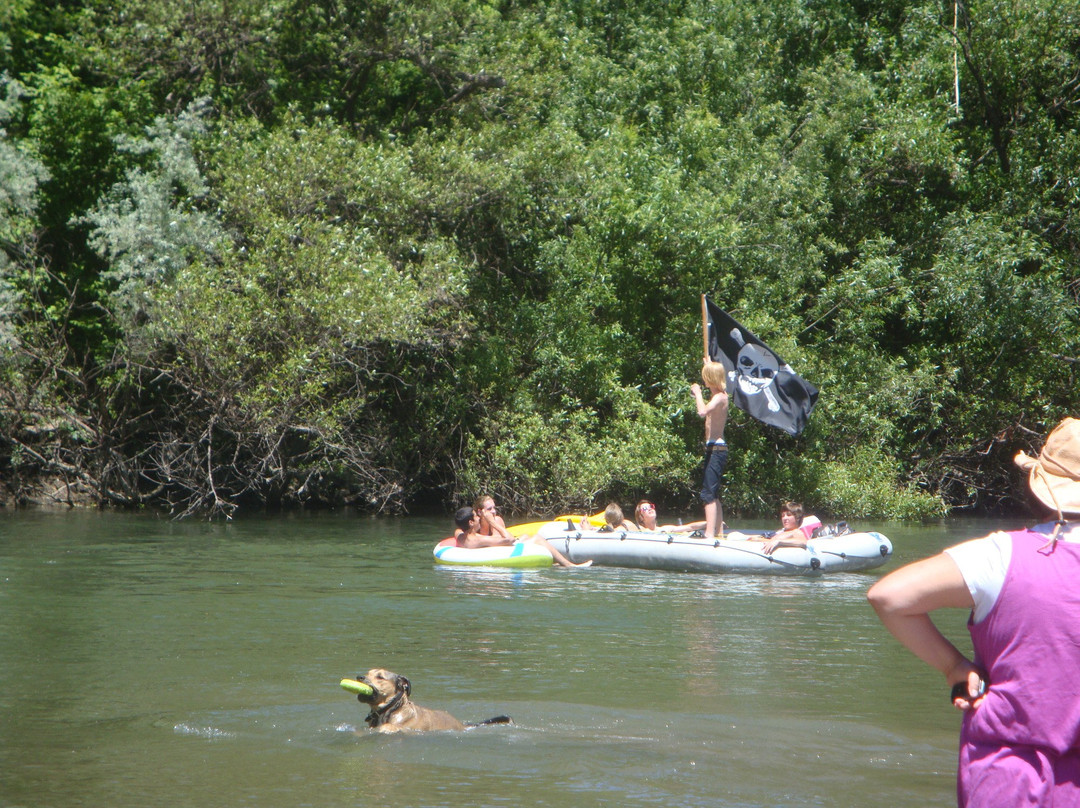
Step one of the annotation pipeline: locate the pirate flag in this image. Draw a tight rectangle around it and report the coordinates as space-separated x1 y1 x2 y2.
704 296 818 436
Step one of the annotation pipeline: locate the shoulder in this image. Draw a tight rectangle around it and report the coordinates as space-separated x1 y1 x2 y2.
944 531 1012 622
944 531 1011 571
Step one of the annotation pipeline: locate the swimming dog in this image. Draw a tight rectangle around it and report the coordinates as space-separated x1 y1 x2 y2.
354 668 512 733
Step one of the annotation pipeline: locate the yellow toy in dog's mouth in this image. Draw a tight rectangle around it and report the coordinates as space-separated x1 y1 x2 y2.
340 678 375 697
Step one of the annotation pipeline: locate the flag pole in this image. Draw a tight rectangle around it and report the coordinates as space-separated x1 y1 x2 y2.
701 294 709 361
953 1 961 114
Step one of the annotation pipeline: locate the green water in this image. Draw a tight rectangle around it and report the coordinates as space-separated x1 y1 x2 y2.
0 510 1008 807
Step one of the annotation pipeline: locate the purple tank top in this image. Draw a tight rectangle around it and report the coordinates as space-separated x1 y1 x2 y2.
962 528 1080 755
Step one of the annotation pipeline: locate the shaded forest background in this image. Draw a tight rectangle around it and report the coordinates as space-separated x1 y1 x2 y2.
1 0 1078 520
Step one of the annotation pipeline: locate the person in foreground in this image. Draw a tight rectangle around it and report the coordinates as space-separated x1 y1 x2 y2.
867 417 1080 808
691 359 730 539
454 506 592 568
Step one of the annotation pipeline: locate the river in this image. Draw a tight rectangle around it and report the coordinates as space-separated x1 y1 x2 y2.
0 510 1014 807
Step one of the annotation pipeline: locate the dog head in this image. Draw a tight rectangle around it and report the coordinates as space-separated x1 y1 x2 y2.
356 668 411 726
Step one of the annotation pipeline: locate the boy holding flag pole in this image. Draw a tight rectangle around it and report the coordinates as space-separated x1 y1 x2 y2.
691 295 731 539
692 294 819 537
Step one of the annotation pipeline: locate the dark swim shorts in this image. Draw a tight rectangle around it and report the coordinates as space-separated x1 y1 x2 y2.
699 445 728 504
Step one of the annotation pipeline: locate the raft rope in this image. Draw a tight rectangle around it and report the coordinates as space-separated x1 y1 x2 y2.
557 529 889 564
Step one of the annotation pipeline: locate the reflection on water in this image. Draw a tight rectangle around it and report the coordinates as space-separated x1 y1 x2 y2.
0 511 998 807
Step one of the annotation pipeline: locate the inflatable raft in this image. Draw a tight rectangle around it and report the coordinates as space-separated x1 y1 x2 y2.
530 521 892 575
433 537 553 568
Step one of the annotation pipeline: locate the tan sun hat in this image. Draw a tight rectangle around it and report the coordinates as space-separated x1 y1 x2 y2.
1014 417 1080 517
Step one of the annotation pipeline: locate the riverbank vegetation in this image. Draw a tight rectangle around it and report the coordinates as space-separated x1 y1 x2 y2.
2 0 1078 519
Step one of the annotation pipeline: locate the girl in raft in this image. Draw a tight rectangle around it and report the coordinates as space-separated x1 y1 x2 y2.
633 500 707 534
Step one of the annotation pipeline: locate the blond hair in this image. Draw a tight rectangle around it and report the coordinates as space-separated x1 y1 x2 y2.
701 361 727 392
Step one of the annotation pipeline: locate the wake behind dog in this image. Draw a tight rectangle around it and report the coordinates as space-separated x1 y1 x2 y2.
346 668 512 733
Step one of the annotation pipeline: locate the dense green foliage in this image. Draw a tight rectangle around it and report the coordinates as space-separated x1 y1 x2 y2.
2 0 1078 519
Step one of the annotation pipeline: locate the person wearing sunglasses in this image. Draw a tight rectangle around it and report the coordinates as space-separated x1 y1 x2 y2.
633 500 706 534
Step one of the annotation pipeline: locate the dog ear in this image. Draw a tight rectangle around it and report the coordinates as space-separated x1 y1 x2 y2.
396 674 411 697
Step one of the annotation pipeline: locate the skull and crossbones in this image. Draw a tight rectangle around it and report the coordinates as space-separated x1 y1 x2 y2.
729 328 781 412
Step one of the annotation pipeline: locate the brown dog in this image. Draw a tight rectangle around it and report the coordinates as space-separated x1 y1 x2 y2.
354 668 512 733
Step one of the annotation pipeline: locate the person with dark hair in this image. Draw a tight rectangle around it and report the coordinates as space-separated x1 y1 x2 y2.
751 501 821 554
868 417 1080 807
453 507 477 534
454 499 591 568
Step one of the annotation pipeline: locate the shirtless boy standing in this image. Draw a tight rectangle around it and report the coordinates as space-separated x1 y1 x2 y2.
691 360 730 539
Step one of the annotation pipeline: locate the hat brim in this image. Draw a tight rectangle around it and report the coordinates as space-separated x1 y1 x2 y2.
1026 464 1080 516
1013 418 1080 517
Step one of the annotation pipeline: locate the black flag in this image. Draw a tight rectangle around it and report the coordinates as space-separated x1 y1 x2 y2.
704 296 818 436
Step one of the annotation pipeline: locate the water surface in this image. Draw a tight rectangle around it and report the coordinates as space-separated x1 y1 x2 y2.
0 511 1009 807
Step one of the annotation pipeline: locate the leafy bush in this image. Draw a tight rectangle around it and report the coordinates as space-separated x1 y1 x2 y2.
2 0 1079 518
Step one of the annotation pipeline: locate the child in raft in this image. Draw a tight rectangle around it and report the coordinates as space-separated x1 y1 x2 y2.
633 500 707 534
600 502 637 531
729 501 822 554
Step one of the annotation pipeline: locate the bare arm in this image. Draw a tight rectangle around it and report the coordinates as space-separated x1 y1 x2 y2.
478 509 513 540
867 553 987 707
660 520 706 533
760 529 808 554
691 383 706 416
463 531 514 548
691 385 727 418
